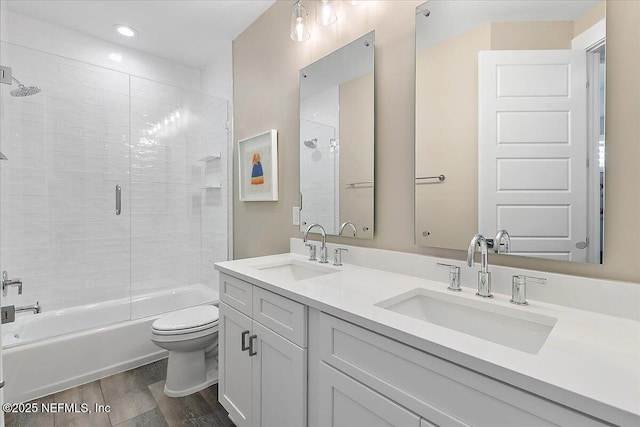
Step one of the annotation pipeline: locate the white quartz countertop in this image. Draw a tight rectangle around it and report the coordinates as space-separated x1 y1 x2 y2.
216 252 640 426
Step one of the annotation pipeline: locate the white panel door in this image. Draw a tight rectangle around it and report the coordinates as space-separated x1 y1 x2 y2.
252 321 307 427
478 50 588 262
219 302 253 427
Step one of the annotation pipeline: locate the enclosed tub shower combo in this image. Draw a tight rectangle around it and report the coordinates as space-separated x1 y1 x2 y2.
0 41 230 403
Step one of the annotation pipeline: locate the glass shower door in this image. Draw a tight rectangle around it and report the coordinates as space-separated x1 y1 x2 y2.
129 76 228 320
0 42 132 344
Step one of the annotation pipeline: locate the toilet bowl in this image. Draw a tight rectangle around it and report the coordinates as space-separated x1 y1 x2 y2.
151 305 219 397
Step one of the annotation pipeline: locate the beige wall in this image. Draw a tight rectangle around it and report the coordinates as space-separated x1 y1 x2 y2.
339 72 375 239
233 0 640 284
574 1 606 38
491 21 573 50
415 23 490 249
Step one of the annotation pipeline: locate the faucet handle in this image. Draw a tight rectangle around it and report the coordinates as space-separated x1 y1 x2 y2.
437 263 461 292
511 275 547 305
333 248 349 266
305 243 317 261
2 271 23 297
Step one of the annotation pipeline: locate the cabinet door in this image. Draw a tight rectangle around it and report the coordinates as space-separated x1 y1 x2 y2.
252 321 307 427
219 302 253 427
317 362 421 427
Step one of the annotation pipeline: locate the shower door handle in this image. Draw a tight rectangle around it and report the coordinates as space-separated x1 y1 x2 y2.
115 185 121 215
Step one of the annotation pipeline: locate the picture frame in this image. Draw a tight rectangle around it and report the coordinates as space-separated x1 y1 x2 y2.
238 129 278 201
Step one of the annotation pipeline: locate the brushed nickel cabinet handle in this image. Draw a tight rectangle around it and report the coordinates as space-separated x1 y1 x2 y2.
241 330 250 351
249 334 258 356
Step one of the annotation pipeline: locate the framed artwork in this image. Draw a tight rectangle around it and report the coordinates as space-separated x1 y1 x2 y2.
238 129 278 201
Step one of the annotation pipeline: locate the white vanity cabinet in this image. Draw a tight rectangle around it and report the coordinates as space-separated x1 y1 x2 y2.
218 273 307 427
216 251 640 427
309 310 607 427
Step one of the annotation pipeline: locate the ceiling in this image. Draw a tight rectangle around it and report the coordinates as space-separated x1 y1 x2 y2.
416 0 600 51
6 0 276 68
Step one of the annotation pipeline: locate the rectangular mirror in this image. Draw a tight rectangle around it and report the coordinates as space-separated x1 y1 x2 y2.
415 1 605 264
300 31 375 239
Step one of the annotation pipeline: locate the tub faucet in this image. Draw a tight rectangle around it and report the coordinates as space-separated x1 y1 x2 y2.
16 301 41 315
303 223 328 263
2 271 22 297
467 234 492 298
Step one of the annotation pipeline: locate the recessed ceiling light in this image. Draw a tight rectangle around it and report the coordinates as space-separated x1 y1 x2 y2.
113 25 137 37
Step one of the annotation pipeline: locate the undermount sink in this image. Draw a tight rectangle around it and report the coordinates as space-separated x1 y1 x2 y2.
376 288 557 354
252 259 337 281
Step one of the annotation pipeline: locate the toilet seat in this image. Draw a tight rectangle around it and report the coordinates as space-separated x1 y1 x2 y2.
152 305 219 336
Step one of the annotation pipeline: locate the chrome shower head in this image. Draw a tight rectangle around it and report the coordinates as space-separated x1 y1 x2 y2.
10 84 41 97
9 77 41 97
303 138 317 149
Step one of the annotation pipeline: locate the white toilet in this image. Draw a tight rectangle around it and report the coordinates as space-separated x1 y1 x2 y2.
151 305 220 397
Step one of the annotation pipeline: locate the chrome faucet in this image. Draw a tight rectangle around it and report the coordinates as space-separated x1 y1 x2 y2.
2 271 23 297
467 234 492 298
303 223 329 263
339 221 357 237
511 275 546 305
436 263 462 292
16 301 41 315
494 229 511 254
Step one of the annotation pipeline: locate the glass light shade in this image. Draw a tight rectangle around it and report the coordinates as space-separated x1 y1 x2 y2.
316 0 337 26
291 1 310 42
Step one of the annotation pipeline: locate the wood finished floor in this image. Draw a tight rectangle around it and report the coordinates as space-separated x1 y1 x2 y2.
5 359 235 427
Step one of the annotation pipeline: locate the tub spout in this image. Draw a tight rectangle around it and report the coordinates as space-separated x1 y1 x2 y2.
16 301 41 315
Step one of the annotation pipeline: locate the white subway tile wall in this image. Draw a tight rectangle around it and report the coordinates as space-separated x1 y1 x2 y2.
299 121 339 234
0 42 229 319
130 77 228 304
300 86 340 234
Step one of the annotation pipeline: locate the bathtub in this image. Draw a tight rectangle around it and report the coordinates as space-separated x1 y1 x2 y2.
2 284 219 403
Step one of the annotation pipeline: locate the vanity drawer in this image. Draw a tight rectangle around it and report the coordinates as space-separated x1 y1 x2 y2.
318 361 421 427
220 273 253 316
318 313 604 427
253 286 307 348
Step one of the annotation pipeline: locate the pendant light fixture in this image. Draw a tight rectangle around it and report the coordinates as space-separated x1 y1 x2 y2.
316 0 337 26
291 0 311 42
